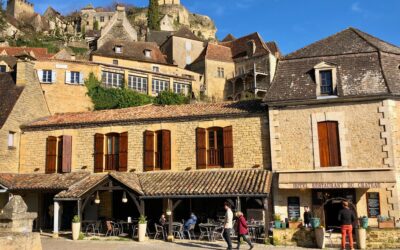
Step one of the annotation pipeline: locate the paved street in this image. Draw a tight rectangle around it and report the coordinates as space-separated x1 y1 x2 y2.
41 237 319 250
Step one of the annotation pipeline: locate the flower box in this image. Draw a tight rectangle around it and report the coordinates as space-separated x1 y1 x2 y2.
288 221 302 229
378 220 395 229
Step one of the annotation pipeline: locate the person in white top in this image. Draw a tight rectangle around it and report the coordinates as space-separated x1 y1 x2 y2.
223 202 233 250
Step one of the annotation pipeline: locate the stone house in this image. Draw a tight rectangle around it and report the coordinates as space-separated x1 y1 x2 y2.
80 4 115 33
0 100 272 233
265 27 400 227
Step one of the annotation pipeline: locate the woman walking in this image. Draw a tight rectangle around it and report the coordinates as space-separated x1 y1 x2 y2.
236 211 254 250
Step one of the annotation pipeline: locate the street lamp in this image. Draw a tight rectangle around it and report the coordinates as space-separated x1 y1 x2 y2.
94 191 100 204
122 191 128 203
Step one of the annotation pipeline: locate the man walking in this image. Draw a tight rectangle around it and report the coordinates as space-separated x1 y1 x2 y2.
338 201 356 250
223 202 233 250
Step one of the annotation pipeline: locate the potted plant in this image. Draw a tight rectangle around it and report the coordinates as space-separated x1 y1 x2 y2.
378 215 395 229
357 217 368 250
71 215 81 241
314 225 325 249
289 217 303 229
310 217 320 229
273 214 282 229
138 215 147 242
359 216 369 229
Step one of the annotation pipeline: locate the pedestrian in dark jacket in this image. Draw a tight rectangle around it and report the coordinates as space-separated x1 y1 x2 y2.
235 211 254 250
303 206 312 228
338 201 356 250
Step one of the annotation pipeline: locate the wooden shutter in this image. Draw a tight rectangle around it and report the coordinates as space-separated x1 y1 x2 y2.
223 126 234 168
318 122 329 167
94 133 104 173
327 122 341 166
45 136 57 174
196 128 207 169
161 130 171 170
61 135 72 173
119 132 128 172
144 130 155 172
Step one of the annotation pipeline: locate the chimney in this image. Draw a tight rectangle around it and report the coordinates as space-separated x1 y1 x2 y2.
15 59 35 87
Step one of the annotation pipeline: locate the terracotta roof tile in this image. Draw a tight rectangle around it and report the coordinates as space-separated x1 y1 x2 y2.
192 43 233 64
24 100 265 129
219 32 270 59
172 27 203 42
0 47 52 59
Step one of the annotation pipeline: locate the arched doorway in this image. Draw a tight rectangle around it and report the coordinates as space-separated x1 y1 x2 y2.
318 197 358 229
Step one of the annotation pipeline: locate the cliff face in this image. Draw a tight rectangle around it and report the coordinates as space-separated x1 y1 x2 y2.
128 4 217 41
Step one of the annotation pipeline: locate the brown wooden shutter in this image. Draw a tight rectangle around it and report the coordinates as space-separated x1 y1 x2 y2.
94 133 104 173
119 132 128 172
223 126 234 168
61 135 72 173
45 136 57 174
318 122 329 167
144 130 155 172
161 130 171 170
196 128 207 169
327 122 341 166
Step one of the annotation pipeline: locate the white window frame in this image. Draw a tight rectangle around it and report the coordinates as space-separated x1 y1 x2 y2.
152 66 160 73
173 82 191 95
8 131 15 148
128 75 148 93
217 67 225 78
152 78 169 94
115 46 122 54
144 50 152 58
314 62 338 98
41 70 55 83
102 71 124 88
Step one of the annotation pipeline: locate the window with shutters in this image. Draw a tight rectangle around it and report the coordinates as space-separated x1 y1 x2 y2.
196 126 234 169
70 71 81 84
143 130 171 172
45 135 72 174
42 70 53 83
95 132 128 173
106 133 120 171
317 121 341 167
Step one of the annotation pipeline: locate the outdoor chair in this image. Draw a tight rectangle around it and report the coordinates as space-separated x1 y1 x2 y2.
183 223 196 240
199 225 211 241
85 221 101 236
154 223 165 240
325 229 334 248
173 223 184 239
212 226 224 241
105 221 120 236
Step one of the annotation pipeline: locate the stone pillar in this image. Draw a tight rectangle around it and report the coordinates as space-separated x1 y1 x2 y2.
169 77 174 92
53 201 60 238
147 74 153 96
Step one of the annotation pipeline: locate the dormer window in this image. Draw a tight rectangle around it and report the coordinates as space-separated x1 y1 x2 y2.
144 49 152 58
115 46 123 54
314 62 337 97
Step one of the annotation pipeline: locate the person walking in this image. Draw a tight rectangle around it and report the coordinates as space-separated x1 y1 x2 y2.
338 201 356 250
235 211 254 250
303 206 312 228
223 202 234 250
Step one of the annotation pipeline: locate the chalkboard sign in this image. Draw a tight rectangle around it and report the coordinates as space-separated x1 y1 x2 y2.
288 197 300 219
367 192 380 218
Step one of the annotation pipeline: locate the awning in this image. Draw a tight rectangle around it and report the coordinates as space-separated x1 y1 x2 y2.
279 169 396 189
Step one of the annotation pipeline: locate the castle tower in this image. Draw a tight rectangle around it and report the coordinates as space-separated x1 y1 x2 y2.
6 0 35 19
158 0 180 5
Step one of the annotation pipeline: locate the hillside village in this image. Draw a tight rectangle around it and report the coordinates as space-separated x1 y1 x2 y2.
1 0 400 250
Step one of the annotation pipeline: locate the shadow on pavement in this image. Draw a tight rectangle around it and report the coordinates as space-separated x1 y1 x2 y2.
173 241 225 249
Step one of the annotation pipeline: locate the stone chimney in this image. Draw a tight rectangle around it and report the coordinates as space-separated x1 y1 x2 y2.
15 59 36 87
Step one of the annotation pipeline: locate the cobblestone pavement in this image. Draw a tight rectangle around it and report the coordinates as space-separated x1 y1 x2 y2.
41 236 320 250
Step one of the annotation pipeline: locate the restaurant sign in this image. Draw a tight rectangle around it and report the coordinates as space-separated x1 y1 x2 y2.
280 182 386 189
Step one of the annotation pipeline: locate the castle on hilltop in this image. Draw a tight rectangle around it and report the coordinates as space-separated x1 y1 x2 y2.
6 0 35 19
158 0 180 5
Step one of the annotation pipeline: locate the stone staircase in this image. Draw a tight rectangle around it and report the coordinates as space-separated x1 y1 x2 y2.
325 232 359 249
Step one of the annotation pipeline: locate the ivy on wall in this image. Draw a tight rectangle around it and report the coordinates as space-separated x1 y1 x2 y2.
85 73 190 110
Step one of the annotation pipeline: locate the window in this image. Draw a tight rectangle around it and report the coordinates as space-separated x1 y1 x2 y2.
144 50 152 58
152 66 160 73
102 71 124 88
152 79 169 94
186 55 192 65
100 16 105 22
94 133 128 173
115 46 122 54
185 41 192 51
128 75 148 93
318 121 341 167
367 192 381 218
196 126 233 169
42 70 53 83
113 59 119 65
0 65 6 73
320 70 333 95
173 82 190 95
8 131 15 148
217 67 225 78
288 197 300 219
144 130 171 172
45 135 72 174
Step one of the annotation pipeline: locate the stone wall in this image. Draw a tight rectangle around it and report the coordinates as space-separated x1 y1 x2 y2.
0 232 42 250
273 228 316 248
20 115 270 173
367 229 400 249
205 59 235 101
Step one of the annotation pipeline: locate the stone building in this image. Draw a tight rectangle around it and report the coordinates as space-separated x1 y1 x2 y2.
265 27 400 228
6 0 34 20
80 4 115 33
158 0 180 5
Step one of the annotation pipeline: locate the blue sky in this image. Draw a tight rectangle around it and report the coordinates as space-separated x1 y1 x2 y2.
30 0 400 55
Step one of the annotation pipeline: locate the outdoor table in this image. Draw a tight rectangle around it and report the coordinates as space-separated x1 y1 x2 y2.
199 223 219 241
119 221 134 235
248 224 264 241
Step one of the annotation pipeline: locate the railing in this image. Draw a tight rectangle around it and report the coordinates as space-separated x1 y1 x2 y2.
105 154 119 171
207 149 223 167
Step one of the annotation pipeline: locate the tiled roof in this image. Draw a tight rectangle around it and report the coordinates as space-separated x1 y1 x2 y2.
172 27 203 42
147 30 174 46
265 28 400 103
0 172 90 191
219 32 270 59
24 100 265 129
0 73 23 129
0 47 52 59
0 55 17 68
92 40 167 64
139 169 272 198
192 43 233 64
265 41 281 58
221 34 236 42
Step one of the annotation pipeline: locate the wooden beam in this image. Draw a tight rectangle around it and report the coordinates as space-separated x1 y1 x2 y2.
127 192 141 214
140 199 145 215
172 199 182 211
263 198 270 240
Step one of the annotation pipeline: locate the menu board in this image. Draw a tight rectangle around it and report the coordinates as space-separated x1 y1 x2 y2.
367 192 380 218
288 197 300 219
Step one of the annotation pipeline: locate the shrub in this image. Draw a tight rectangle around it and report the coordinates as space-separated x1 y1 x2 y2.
72 215 80 223
153 90 189 105
78 232 85 240
139 215 147 224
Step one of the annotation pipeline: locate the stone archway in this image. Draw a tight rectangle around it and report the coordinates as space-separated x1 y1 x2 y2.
316 197 358 228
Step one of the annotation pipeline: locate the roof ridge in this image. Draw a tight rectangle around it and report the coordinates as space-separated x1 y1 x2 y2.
349 27 380 52
350 27 400 54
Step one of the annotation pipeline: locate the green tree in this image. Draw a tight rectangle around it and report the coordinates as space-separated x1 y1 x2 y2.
147 0 160 31
153 90 189 105
93 20 99 31
0 0 8 33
